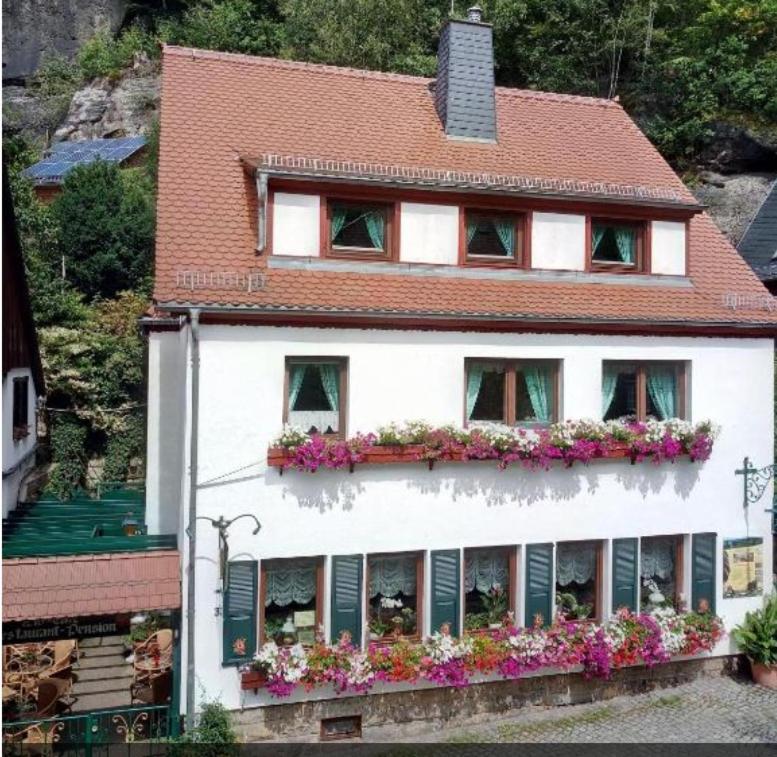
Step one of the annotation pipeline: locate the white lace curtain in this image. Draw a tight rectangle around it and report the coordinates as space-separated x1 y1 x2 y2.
264 560 317 607
464 550 508 594
641 538 676 579
369 555 417 598
556 543 597 586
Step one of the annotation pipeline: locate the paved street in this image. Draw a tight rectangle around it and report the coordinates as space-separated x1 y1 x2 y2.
385 676 777 744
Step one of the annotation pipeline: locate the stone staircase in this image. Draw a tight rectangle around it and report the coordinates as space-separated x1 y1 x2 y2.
71 635 133 712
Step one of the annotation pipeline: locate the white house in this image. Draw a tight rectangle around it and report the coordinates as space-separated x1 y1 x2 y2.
3 167 44 518
145 11 776 729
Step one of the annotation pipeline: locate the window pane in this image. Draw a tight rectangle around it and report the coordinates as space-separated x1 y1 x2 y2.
592 224 636 265
464 549 509 631
13 377 28 429
368 555 418 639
467 213 515 257
556 542 598 620
331 202 385 250
640 537 678 610
288 363 339 434
646 365 678 420
469 366 505 422
516 365 553 424
264 559 318 645
603 364 637 421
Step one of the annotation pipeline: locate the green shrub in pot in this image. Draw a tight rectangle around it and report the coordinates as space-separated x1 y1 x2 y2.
733 593 777 688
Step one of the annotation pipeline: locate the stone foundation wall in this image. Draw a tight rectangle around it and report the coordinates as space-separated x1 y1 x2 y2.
232 656 742 742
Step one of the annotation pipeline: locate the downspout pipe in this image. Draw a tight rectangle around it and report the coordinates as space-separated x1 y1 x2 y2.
185 308 201 729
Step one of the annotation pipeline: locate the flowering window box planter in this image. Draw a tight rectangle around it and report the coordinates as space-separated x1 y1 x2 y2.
241 669 268 693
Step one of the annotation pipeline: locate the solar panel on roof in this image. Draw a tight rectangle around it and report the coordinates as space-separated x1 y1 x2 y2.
21 136 148 186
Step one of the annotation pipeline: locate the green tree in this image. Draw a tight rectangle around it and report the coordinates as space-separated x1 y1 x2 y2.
52 161 155 301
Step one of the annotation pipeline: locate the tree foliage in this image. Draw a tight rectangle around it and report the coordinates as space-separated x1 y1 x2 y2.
52 161 155 301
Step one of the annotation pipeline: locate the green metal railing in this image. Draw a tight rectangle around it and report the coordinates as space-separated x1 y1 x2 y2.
2 704 177 756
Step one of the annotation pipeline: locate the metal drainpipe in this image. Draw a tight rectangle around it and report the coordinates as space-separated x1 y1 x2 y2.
185 308 200 730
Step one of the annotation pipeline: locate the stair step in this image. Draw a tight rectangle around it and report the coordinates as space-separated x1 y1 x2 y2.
79 635 125 648
76 664 134 682
73 677 133 696
70 690 132 712
77 654 130 671
80 644 126 659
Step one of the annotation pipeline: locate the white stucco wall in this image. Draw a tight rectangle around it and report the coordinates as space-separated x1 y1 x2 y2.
145 330 189 535
148 326 774 712
399 202 459 265
531 212 586 271
272 193 320 256
651 221 686 276
2 367 38 518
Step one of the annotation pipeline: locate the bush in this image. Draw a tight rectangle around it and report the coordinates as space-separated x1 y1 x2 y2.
77 25 157 80
52 161 155 301
733 593 777 666
48 417 88 499
103 413 145 482
174 700 237 751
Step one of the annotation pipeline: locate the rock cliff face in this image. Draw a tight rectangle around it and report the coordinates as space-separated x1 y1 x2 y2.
2 0 128 82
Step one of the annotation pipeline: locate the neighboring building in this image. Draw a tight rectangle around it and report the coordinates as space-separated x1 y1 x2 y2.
737 180 777 294
22 136 147 202
144 11 776 732
3 165 44 517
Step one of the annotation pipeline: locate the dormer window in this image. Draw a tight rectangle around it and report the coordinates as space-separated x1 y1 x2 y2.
326 199 394 260
590 219 645 272
464 210 522 265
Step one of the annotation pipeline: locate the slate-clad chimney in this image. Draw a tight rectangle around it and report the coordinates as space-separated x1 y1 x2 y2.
434 5 497 142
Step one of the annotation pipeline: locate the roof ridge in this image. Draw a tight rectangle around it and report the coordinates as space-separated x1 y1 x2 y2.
162 45 617 107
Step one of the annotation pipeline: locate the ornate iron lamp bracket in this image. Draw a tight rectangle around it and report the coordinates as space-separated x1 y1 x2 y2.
735 457 776 514
188 513 261 593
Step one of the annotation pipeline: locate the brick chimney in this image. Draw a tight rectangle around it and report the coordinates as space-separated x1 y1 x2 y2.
434 5 497 142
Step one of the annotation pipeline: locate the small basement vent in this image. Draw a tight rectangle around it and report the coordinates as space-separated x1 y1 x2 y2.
320 715 362 741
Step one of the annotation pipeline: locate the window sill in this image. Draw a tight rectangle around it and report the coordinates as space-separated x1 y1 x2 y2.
12 426 30 442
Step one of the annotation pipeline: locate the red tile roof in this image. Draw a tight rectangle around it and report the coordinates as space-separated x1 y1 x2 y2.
2 551 180 621
154 46 777 328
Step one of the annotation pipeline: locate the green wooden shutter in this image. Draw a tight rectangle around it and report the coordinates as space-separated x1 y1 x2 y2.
222 560 257 666
692 533 717 614
431 550 460 636
525 543 553 628
612 538 638 613
330 555 362 645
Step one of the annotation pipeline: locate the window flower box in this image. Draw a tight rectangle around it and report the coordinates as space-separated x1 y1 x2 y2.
240 668 268 693
268 419 718 473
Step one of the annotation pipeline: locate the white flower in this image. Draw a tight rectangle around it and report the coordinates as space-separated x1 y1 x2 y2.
424 632 472 664
380 597 403 609
273 424 310 448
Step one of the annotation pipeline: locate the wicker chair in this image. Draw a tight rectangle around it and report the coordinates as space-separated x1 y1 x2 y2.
130 669 172 705
45 641 76 681
35 677 73 718
132 630 173 685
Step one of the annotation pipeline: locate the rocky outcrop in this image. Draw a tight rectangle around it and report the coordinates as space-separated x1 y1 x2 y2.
52 57 159 141
2 0 128 82
693 172 777 245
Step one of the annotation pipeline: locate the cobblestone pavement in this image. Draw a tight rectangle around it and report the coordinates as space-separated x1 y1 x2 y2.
386 676 777 744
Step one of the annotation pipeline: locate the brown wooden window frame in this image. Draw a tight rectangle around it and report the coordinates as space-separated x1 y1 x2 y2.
639 534 685 611
12 376 30 441
283 356 348 439
259 557 325 646
365 550 424 644
463 358 560 427
463 545 517 633
461 208 526 268
588 217 649 274
555 539 604 623
323 197 398 261
602 360 687 423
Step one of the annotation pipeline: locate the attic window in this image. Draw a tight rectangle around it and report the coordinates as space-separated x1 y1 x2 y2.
590 219 645 271
465 211 522 265
326 200 393 260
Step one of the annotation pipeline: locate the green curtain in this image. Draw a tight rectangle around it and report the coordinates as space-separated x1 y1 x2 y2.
523 366 552 422
364 211 385 249
646 366 676 420
318 364 339 411
494 219 515 256
331 207 347 242
289 365 307 411
602 364 619 418
466 363 486 420
466 218 478 246
614 227 636 263
592 226 606 254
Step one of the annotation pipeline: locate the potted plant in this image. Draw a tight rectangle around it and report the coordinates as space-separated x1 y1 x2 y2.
556 592 593 620
240 658 269 692
733 593 777 689
482 584 508 629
